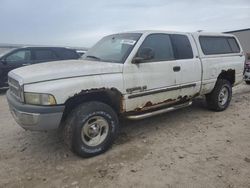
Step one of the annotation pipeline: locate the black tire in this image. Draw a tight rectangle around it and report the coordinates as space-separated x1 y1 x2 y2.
245 81 250 85
206 79 232 111
63 101 119 158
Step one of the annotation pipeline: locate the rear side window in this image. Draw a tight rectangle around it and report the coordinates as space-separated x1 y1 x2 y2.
138 34 174 62
56 49 79 59
170 34 193 59
34 50 57 61
199 36 240 55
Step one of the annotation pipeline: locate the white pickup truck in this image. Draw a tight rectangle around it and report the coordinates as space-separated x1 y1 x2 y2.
7 31 244 157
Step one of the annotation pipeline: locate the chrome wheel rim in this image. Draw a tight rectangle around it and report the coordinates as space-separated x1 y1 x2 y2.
218 86 229 106
81 116 109 147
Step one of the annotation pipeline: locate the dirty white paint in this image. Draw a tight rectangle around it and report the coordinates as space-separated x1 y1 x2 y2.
192 32 244 94
9 30 245 112
24 73 124 104
10 60 123 84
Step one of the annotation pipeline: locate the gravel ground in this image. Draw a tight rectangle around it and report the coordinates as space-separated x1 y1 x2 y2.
0 84 250 188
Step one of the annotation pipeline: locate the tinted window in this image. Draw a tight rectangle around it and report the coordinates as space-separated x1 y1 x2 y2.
6 50 31 62
56 49 79 59
199 36 240 55
170 34 193 59
138 34 174 62
34 50 57 61
227 38 240 53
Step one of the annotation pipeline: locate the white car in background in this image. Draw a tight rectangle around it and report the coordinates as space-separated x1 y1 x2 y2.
76 49 87 57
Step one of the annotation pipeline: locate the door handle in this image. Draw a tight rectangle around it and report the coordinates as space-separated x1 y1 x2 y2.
22 63 31 66
173 66 181 72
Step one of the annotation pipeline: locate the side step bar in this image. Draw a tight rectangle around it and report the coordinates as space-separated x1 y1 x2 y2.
126 101 192 120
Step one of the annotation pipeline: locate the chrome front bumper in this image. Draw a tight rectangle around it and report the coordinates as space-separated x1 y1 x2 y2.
7 90 65 131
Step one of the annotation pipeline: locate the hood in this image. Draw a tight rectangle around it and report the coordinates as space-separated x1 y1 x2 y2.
9 59 123 84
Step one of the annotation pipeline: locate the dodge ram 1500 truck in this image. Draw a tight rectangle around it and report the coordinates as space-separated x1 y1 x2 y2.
7 31 244 157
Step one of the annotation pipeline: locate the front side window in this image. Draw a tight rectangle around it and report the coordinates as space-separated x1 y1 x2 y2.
137 34 174 62
34 50 57 61
85 33 142 63
6 50 31 62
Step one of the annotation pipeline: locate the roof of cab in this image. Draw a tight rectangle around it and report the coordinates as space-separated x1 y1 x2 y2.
20 46 71 50
122 30 236 37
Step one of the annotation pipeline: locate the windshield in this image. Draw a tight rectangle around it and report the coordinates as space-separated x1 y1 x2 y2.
0 48 16 57
84 33 142 63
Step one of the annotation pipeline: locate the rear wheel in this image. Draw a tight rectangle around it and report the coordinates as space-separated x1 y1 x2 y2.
63 101 119 158
206 79 232 111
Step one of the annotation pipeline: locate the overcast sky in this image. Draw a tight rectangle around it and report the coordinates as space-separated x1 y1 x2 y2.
0 0 249 47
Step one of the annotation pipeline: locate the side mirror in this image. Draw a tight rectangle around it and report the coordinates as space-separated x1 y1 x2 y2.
132 47 155 64
132 57 144 64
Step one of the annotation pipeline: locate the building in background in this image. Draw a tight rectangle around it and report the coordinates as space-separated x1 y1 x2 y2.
225 28 250 55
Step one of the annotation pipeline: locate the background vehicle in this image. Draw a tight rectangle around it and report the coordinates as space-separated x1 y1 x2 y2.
75 49 87 57
244 53 250 84
7 31 244 158
0 47 80 88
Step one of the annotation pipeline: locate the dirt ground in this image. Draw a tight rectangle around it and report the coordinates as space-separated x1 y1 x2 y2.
0 84 250 188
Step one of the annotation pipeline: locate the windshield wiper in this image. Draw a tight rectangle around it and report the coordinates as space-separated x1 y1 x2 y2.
86 55 101 61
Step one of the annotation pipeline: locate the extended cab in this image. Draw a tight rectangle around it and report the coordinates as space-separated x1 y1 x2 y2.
6 31 244 157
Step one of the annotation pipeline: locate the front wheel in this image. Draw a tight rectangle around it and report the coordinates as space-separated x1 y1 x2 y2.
63 101 119 158
206 79 232 111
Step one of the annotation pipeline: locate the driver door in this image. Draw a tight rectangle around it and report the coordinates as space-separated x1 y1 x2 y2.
123 33 181 112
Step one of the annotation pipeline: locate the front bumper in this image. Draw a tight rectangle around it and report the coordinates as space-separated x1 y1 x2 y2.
6 90 65 131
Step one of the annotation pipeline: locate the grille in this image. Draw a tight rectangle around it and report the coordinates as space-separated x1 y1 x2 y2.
8 77 22 101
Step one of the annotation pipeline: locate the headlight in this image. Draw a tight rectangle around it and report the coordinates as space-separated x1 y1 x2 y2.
24 92 57 105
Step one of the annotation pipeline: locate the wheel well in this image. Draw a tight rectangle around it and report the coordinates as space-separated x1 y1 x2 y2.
61 88 123 120
218 69 235 85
